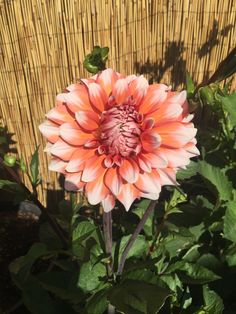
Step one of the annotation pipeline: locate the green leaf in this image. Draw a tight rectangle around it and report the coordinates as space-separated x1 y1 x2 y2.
208 47 236 83
133 200 153 236
108 279 171 314
0 135 7 144
0 180 27 204
37 271 83 301
71 243 87 260
78 260 106 293
203 285 224 314
123 268 160 285
59 199 73 223
83 46 109 73
197 254 222 272
118 235 147 262
181 286 192 309
19 157 27 172
166 188 187 215
0 179 24 194
86 287 110 314
218 93 236 129
199 86 215 105
160 273 183 294
225 244 236 266
30 146 40 186
22 276 57 314
52 259 77 272
83 59 99 74
39 222 63 250
100 46 109 61
166 261 220 284
22 276 76 314
198 161 233 201
177 161 198 180
9 243 49 284
72 220 97 243
183 244 201 262
186 72 195 97
160 231 195 258
224 201 236 242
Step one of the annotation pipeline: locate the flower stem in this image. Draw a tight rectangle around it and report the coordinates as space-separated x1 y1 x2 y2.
108 304 115 314
0 156 68 249
117 200 157 276
102 210 115 313
102 210 113 277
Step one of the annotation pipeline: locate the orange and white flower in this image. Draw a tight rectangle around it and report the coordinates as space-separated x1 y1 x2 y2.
39 69 199 212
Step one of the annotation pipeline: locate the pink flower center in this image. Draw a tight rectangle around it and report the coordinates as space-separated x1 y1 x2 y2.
98 98 143 160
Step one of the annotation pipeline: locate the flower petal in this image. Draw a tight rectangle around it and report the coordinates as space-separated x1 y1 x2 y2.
119 159 139 183
140 152 168 169
157 147 192 167
138 155 152 173
135 171 161 194
168 90 186 105
39 121 59 143
129 75 149 105
141 129 161 152
66 83 82 92
142 118 155 130
140 191 160 200
60 122 93 146
82 155 105 182
50 139 77 161
157 168 177 186
86 171 109 205
49 158 67 173
44 142 53 152
66 148 95 172
139 84 168 115
96 68 118 96
75 110 99 131
117 183 139 211
112 78 129 105
57 87 91 112
156 122 197 148
46 103 74 124
184 141 200 156
150 102 183 125
102 194 115 212
87 82 108 112
64 172 85 191
104 167 122 195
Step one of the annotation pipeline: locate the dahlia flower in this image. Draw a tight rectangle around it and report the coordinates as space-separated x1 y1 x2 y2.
39 69 199 212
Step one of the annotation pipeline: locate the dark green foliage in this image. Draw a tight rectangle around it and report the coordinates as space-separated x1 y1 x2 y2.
83 46 109 74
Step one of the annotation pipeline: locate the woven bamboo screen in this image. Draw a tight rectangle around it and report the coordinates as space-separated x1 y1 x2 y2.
0 0 236 204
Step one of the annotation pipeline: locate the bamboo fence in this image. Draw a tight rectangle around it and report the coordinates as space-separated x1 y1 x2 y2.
0 0 236 204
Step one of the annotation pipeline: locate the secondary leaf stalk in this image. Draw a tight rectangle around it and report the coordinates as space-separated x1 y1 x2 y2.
117 200 157 276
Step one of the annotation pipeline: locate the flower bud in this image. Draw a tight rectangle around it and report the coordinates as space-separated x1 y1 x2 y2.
4 154 16 167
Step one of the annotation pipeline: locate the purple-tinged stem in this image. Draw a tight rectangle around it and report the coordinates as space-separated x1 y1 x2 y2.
102 210 113 277
117 200 157 276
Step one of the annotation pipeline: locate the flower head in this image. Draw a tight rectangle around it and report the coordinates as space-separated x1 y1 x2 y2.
39 69 199 212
